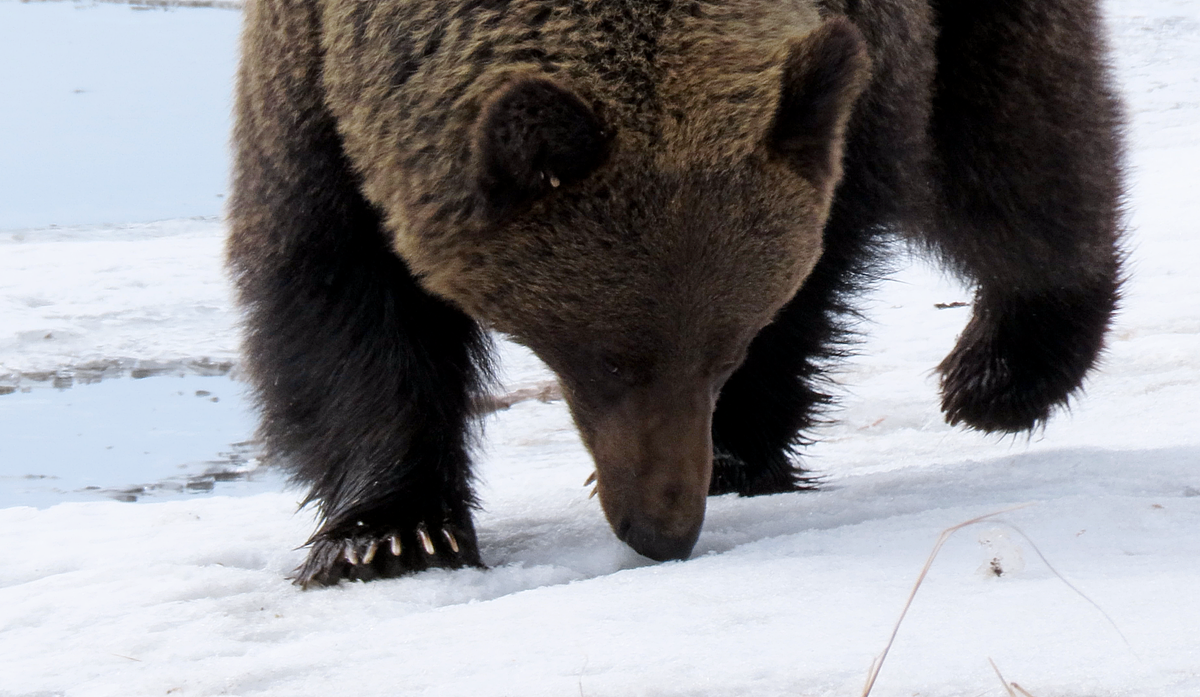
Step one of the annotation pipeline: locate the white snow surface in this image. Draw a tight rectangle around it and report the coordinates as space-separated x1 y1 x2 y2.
2 1 1199 695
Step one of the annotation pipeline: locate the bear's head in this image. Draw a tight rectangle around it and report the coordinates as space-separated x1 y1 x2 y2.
441 18 869 561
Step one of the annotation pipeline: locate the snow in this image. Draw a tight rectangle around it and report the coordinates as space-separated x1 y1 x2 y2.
1 1 1198 695
0 219 237 377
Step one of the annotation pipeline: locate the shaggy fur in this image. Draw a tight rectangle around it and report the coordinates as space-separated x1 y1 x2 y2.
926 0 1124 431
228 0 1124 587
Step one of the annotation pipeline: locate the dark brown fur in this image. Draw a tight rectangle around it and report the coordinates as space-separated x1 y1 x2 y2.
228 0 1124 586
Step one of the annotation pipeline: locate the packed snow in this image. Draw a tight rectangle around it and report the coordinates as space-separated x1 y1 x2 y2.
1 1 1197 696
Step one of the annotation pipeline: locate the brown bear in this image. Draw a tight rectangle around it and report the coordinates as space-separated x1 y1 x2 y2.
227 0 1124 587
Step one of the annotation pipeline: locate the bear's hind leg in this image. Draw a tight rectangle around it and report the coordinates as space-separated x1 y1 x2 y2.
228 0 492 587
708 279 835 497
709 199 884 496
927 0 1124 433
708 0 935 494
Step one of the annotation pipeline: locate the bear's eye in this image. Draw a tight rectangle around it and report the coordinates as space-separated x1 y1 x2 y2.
594 351 647 388
601 357 621 377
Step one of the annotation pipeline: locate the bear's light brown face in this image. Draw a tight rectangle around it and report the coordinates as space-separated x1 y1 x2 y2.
483 163 826 561
416 18 870 561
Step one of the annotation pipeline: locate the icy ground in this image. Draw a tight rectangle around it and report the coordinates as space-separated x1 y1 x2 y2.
1 1 1198 695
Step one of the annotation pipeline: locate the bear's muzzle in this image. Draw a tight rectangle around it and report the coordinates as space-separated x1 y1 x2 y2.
584 382 714 562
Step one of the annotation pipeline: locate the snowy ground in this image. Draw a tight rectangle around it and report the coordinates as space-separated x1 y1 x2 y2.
1 1 1198 695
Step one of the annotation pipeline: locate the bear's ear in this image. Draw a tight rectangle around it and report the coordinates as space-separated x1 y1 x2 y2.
473 76 611 222
768 18 871 192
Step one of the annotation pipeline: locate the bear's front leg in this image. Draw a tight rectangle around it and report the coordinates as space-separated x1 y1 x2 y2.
926 0 1125 433
231 219 494 589
938 280 1119 433
234 230 493 589
227 0 493 588
709 202 883 496
236 221 494 587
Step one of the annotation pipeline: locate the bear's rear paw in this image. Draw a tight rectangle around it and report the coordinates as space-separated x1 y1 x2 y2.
292 520 482 589
708 447 820 496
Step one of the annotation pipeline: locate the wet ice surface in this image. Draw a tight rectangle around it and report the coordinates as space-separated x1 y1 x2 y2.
0 0 239 230
0 0 255 510
0 219 239 394
0 374 276 508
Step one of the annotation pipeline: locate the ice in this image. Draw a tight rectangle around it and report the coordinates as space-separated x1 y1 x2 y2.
0 0 240 231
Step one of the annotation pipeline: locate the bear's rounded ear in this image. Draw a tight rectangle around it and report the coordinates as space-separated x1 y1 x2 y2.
472 76 612 222
768 17 871 192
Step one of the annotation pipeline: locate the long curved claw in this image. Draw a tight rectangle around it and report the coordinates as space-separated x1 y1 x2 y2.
416 523 436 556
442 528 460 554
362 539 378 565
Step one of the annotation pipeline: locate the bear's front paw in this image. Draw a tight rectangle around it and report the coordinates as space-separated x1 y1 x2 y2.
938 284 1115 434
939 340 1054 433
292 520 482 588
938 314 1075 434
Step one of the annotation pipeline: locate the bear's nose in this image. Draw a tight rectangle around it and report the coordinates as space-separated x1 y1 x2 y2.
578 379 715 562
615 512 702 562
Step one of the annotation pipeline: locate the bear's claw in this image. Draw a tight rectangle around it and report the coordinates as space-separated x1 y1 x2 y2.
416 523 436 555
361 539 378 564
293 520 482 589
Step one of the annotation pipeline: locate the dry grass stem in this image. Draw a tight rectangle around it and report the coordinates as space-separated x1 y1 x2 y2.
474 380 562 414
989 657 1019 697
860 503 1034 697
1002 523 1132 651
859 503 1132 697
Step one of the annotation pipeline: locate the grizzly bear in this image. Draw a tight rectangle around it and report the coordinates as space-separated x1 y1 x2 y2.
227 0 1124 587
